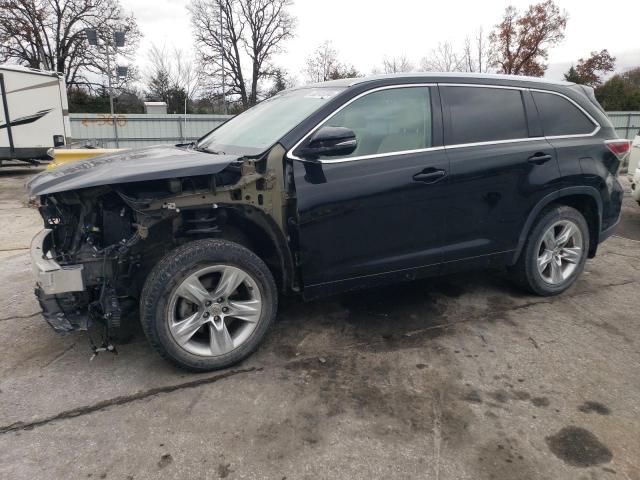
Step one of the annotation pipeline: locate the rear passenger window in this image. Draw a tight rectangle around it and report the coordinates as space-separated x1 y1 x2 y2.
442 86 529 145
532 91 596 136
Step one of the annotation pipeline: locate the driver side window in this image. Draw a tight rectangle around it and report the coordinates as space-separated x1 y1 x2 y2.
317 86 433 160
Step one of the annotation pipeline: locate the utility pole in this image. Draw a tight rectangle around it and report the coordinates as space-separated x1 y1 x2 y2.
220 5 227 115
105 40 115 119
85 28 125 148
104 36 119 148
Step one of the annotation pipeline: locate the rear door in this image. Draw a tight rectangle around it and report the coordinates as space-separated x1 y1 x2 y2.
290 85 450 294
440 85 560 266
530 89 601 179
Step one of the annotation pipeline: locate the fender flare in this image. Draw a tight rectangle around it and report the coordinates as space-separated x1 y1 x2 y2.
509 186 602 265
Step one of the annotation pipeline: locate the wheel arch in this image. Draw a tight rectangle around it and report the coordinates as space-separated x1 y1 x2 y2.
214 205 296 294
509 187 602 265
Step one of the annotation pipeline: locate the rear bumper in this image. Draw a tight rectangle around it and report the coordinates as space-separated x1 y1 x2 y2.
31 229 84 295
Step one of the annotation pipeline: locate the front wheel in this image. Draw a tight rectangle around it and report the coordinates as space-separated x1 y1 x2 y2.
511 205 589 296
140 239 277 371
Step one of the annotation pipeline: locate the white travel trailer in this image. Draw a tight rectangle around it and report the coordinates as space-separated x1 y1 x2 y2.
0 65 71 166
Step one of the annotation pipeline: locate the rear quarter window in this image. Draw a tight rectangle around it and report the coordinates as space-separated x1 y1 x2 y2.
442 86 529 145
532 91 597 137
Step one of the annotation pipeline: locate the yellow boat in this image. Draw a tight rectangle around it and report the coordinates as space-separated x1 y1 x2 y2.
47 148 125 169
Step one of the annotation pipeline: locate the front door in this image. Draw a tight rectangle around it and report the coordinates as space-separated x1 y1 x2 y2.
290 85 450 296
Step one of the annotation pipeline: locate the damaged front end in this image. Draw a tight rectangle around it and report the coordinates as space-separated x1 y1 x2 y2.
28 145 294 338
32 187 149 334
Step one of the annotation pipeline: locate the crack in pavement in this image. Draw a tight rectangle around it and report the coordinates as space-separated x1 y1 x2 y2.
0 275 637 436
41 343 77 369
0 367 260 435
612 235 640 244
602 250 640 260
0 312 42 322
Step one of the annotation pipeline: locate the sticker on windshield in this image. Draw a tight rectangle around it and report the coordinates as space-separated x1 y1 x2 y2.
303 89 342 99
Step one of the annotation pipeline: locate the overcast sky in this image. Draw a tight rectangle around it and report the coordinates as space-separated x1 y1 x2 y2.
121 0 639 85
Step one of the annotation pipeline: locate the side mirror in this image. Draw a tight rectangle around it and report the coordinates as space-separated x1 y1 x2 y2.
296 126 357 160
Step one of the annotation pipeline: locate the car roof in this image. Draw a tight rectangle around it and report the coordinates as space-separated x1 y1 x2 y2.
305 72 575 88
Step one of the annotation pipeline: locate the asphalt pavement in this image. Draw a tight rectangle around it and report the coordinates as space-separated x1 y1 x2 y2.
0 166 639 480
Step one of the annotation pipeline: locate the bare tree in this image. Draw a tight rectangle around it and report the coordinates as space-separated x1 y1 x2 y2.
420 42 465 72
381 55 413 74
304 41 340 83
146 44 202 100
239 0 295 105
174 49 203 101
304 41 360 82
489 0 568 76
0 0 140 89
190 0 247 106
460 28 494 73
189 0 295 109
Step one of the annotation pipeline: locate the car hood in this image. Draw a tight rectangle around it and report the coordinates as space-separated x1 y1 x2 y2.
27 145 242 196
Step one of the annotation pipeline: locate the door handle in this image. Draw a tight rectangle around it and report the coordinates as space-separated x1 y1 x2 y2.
413 168 447 183
527 153 553 165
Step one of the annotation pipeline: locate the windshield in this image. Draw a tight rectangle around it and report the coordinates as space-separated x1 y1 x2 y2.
197 87 345 155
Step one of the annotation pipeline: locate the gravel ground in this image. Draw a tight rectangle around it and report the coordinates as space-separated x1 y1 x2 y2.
0 165 639 480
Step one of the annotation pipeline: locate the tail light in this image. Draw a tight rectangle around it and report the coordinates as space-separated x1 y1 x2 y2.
605 139 631 161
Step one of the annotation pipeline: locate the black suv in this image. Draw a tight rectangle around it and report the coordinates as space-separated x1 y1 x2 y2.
28 73 627 371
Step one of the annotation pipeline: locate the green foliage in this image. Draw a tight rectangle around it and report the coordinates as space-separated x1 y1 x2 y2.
145 67 194 114
68 88 110 113
564 66 587 84
67 87 145 114
265 68 291 98
595 74 640 111
165 87 190 114
328 65 361 80
146 69 172 103
622 67 640 89
115 91 145 114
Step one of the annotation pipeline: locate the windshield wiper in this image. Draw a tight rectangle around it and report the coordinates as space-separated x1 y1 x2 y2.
201 146 226 155
191 143 226 155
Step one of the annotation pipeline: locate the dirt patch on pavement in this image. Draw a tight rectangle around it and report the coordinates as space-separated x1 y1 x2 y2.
546 426 613 467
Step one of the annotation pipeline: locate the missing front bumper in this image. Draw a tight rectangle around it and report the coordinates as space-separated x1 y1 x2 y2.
31 229 89 334
35 287 90 334
31 229 84 295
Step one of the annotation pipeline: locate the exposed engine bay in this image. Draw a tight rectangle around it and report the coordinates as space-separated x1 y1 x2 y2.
31 145 295 341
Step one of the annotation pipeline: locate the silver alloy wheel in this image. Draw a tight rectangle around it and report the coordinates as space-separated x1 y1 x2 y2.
536 220 583 285
167 265 262 357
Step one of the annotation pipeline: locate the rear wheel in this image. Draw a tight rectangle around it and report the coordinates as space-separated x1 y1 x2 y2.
140 239 277 371
511 205 589 296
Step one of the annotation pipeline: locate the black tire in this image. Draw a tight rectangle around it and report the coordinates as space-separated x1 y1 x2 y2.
140 239 277 371
510 205 589 296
